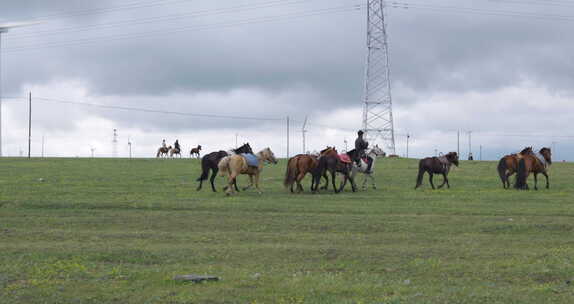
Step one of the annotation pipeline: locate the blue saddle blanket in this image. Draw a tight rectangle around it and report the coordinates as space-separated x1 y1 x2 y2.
242 153 259 167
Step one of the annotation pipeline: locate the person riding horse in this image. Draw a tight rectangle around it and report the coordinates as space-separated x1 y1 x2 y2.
355 130 373 173
174 140 181 152
162 139 167 149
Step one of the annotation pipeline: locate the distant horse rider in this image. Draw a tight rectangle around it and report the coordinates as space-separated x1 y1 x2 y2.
162 139 167 149
355 130 373 173
174 139 181 152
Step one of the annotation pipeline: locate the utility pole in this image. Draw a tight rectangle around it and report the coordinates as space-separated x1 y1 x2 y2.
362 0 396 154
286 116 290 159
480 145 483 161
456 130 460 157
112 129 118 158
235 133 238 148
28 92 31 158
128 137 132 159
468 130 472 158
406 133 410 158
301 116 308 154
344 139 348 152
41 134 45 158
90 147 95 158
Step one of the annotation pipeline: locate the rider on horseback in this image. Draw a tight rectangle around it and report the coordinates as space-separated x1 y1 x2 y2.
355 130 373 173
174 140 180 152
162 139 167 149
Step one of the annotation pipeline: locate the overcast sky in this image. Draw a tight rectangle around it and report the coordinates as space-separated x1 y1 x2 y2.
1 0 573 160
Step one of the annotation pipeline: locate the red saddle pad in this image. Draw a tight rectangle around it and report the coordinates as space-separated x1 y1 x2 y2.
338 154 352 163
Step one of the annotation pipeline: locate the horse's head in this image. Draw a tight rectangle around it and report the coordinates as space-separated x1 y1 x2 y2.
259 147 277 164
198 145 202 150
235 143 253 154
539 147 552 165
520 146 533 155
370 145 385 157
446 152 459 167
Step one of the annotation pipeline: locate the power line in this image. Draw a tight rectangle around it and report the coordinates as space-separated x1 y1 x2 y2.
34 97 283 121
11 0 193 24
390 1 574 22
5 4 364 53
9 0 315 40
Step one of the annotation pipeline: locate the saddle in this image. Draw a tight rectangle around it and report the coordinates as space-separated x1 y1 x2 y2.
241 153 259 167
338 154 352 164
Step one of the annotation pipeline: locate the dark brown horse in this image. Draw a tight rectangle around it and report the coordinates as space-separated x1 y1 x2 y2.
497 146 533 189
312 147 356 193
284 154 319 193
196 143 253 192
190 145 202 158
415 152 459 190
515 147 552 190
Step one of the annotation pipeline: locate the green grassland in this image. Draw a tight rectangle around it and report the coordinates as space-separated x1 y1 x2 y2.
1 157 573 303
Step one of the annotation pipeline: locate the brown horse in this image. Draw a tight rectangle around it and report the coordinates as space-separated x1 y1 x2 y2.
190 145 202 158
169 146 182 158
415 152 459 190
311 147 356 193
218 147 278 196
156 146 171 158
515 147 552 190
497 146 533 189
284 154 319 193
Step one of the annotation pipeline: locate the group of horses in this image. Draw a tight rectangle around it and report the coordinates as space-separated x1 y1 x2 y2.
195 143 385 196
498 146 552 190
193 142 553 196
156 144 202 159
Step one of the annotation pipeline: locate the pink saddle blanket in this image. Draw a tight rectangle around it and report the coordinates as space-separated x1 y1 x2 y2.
338 154 352 164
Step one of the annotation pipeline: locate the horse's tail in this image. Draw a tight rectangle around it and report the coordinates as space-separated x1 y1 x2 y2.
218 156 231 177
283 157 297 188
497 157 507 185
415 160 425 189
196 157 209 182
515 157 528 189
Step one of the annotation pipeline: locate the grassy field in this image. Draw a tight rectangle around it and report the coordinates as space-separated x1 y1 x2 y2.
1 156 573 303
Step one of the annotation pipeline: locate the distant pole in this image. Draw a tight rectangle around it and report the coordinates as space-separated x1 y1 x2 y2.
41 134 45 158
90 147 95 158
456 130 460 157
434 148 438 157
344 139 348 152
286 116 290 159
28 92 32 158
406 133 410 158
235 133 238 148
301 116 308 154
112 129 118 158
128 137 132 159
468 131 472 157
479 145 483 161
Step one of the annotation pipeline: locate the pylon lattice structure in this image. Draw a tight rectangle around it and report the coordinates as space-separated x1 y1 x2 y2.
362 0 396 154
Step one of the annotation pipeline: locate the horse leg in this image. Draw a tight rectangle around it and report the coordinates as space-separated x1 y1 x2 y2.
543 172 550 189
533 173 538 190
243 175 254 191
320 172 329 190
254 173 262 194
338 173 348 193
226 173 237 196
438 173 447 189
362 174 368 190
210 168 218 192
348 171 357 192
429 173 435 190
331 170 339 193
296 172 305 193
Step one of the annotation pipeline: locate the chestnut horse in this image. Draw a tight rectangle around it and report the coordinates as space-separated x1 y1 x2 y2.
497 146 533 189
515 147 552 190
218 147 278 196
415 152 459 190
169 147 182 158
190 145 202 158
284 154 319 193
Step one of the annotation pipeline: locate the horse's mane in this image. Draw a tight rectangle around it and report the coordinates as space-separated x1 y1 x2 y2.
519 147 533 155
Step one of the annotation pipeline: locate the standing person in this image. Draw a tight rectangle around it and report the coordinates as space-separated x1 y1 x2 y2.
354 130 373 173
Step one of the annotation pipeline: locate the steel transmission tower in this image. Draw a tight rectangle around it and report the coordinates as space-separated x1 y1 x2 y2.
362 0 396 154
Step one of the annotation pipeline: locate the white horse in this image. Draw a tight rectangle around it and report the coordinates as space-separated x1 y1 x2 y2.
350 145 385 190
